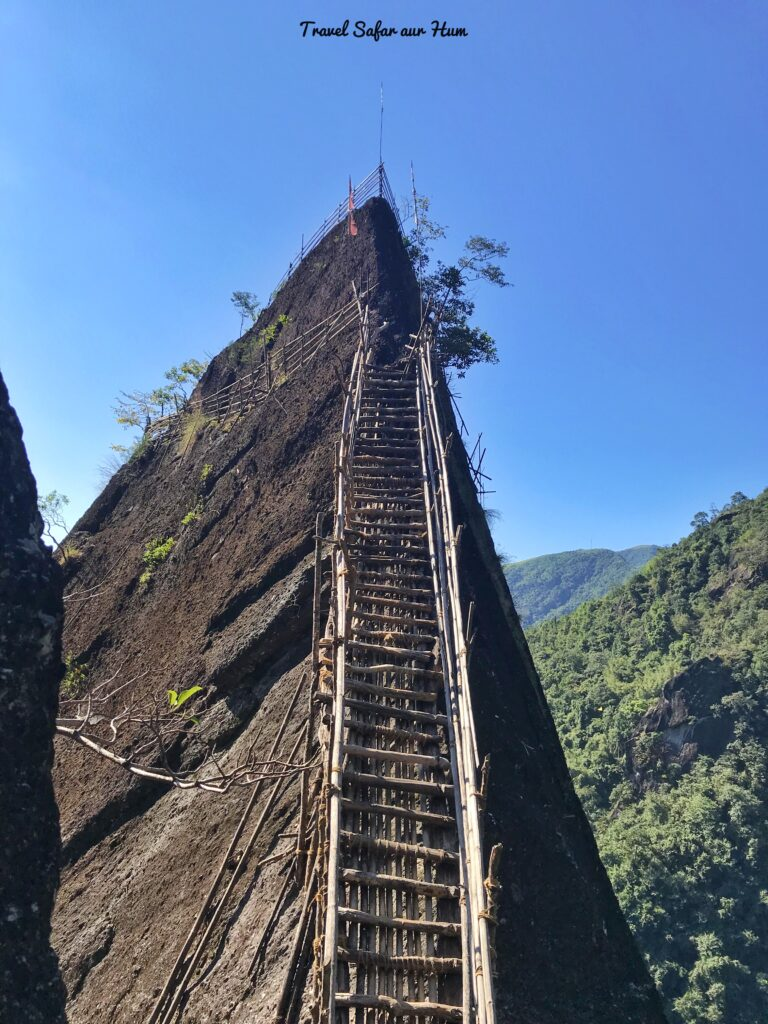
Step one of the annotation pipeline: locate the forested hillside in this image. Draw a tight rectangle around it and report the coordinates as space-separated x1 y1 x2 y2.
528 490 768 1024
504 545 658 625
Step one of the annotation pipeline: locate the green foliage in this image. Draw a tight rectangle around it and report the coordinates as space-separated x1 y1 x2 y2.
168 683 204 725
405 195 509 376
167 684 203 709
139 536 175 586
62 654 88 697
505 545 659 626
527 489 768 1023
200 463 213 484
112 359 208 469
231 290 260 333
38 490 69 549
234 312 291 368
57 542 82 566
181 499 204 526
177 409 211 456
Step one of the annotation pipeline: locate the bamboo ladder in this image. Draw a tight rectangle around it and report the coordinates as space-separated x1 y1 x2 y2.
311 305 497 1024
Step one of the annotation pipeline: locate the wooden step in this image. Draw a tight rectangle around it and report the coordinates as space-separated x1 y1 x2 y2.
343 771 453 798
352 627 436 646
341 696 448 727
358 569 434 584
350 610 436 629
344 677 439 705
353 494 423 505
343 743 450 772
341 799 455 829
335 993 461 1021
352 594 434 613
355 440 419 453
354 554 432 567
338 906 460 937
341 718 440 746
347 640 434 662
352 528 427 538
357 424 418 435
351 506 427 519
339 831 459 864
345 661 442 681
357 418 419 428
355 581 433 597
337 948 462 974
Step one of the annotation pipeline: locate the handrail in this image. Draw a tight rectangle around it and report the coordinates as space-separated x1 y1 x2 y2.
273 163 403 295
321 284 371 1022
417 335 497 1024
147 284 374 438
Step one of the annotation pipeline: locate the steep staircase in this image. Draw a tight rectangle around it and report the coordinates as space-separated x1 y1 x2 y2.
315 319 497 1024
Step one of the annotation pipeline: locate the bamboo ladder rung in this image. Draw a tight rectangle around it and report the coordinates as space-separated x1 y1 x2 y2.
354 581 434 597
343 677 440 704
334 993 462 1020
347 639 435 662
352 594 434 613
342 770 453 798
351 506 428 519
337 949 463 974
351 627 437 646
342 743 450 771
339 696 449 727
340 799 455 828
339 831 459 864
349 610 436 628
340 870 459 900
338 906 461 937
357 568 435 583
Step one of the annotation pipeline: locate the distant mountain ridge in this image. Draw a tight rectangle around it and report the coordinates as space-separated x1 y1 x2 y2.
505 545 660 626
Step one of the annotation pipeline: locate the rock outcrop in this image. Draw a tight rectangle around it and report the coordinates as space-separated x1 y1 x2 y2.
0 372 66 1023
628 656 737 790
52 198 666 1022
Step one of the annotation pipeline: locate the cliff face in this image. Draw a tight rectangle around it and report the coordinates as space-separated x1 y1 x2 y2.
53 198 664 1022
0 373 66 1023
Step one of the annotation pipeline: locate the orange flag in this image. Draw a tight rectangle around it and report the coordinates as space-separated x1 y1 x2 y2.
348 176 358 236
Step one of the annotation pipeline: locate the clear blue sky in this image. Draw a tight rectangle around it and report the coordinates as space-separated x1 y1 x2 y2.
1 1 766 560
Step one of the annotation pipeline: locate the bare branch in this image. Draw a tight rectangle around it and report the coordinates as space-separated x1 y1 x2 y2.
56 669 315 794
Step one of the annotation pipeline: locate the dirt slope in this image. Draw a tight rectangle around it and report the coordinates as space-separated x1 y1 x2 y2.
53 198 664 1023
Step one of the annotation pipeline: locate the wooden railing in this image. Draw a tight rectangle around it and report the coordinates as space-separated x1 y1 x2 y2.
273 164 403 295
149 284 374 438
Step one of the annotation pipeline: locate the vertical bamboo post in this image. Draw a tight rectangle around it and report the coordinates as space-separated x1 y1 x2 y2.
320 303 366 1020
421 341 496 1024
297 512 325 886
416 364 474 1024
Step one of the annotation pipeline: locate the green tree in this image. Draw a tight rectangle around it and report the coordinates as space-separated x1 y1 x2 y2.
38 491 69 549
231 291 261 334
527 488 768 1024
406 195 510 376
112 358 208 463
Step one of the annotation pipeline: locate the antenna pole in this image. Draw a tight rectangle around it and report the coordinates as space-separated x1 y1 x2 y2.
379 83 384 168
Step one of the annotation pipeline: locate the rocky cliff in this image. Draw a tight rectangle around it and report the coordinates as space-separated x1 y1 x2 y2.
52 198 665 1022
0 372 66 1023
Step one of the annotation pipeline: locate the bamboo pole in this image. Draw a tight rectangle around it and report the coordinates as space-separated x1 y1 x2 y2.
420 342 497 1024
416 361 474 1024
147 673 307 1024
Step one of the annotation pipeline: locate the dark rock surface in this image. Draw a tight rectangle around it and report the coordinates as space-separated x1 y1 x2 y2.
629 656 737 790
0 372 67 1023
52 199 665 1022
